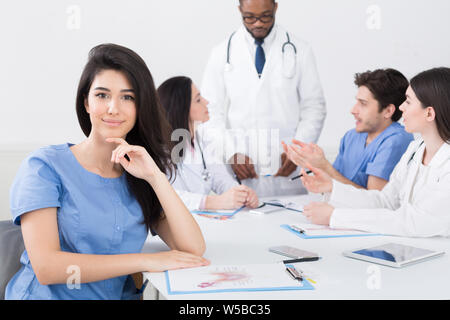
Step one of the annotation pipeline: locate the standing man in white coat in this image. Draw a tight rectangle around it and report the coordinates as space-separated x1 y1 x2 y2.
200 0 326 196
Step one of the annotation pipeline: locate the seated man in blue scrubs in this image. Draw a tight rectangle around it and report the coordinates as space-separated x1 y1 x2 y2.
283 68 414 190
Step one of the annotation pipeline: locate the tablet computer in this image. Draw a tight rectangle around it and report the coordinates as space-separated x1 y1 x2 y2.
343 243 445 268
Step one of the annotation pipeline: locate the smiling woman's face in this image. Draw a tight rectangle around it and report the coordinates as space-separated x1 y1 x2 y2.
84 69 137 140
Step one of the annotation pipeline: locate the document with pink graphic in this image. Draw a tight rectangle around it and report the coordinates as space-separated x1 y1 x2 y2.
165 263 314 294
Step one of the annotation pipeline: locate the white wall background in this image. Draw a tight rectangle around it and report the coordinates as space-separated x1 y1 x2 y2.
1 0 449 220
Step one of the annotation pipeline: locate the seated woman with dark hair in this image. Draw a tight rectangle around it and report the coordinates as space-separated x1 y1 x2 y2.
6 44 209 300
158 76 259 211
298 67 450 238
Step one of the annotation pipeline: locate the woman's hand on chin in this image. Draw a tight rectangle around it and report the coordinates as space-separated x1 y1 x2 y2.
106 138 163 182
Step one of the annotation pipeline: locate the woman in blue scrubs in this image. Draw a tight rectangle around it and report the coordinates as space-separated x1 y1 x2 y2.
6 44 209 300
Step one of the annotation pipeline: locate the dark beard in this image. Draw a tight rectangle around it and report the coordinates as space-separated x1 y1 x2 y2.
245 22 275 41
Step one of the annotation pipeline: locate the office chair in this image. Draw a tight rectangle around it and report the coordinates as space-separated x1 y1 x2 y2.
0 220 25 299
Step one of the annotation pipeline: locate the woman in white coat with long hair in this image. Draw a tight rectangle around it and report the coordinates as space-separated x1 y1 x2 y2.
285 67 450 237
158 76 259 211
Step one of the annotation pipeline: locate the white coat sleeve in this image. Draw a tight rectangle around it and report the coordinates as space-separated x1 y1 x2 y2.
329 195 450 238
328 143 450 237
200 141 239 195
328 175 402 210
200 46 245 162
294 44 327 144
328 140 416 209
200 47 233 162
170 169 206 211
210 163 239 195
173 189 205 211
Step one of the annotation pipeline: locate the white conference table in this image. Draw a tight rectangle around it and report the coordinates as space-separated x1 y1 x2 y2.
142 193 450 300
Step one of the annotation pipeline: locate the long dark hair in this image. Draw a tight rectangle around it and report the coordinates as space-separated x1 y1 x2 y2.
410 67 450 144
157 76 193 161
76 43 174 231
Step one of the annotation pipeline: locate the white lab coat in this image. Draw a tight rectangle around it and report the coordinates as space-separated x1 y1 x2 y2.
171 136 238 211
328 139 450 237
200 24 326 180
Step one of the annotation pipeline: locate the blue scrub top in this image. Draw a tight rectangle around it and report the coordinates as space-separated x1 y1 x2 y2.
6 143 148 300
333 122 414 188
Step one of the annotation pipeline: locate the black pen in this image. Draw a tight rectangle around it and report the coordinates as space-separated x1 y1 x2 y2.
290 170 313 181
289 225 305 234
283 257 321 264
285 266 303 282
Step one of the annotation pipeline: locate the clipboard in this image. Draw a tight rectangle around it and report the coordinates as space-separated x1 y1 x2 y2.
281 224 382 239
164 263 314 295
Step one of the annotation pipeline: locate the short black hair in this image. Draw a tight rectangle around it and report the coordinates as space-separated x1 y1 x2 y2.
354 68 409 122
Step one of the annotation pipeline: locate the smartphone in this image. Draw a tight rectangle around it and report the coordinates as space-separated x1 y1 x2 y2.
269 246 318 259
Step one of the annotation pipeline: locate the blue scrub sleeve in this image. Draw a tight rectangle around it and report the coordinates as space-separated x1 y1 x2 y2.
365 135 410 181
10 153 62 225
332 135 346 171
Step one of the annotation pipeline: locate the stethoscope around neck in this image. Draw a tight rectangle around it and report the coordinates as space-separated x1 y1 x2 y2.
408 141 425 165
224 30 298 78
177 134 211 192
195 134 211 182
